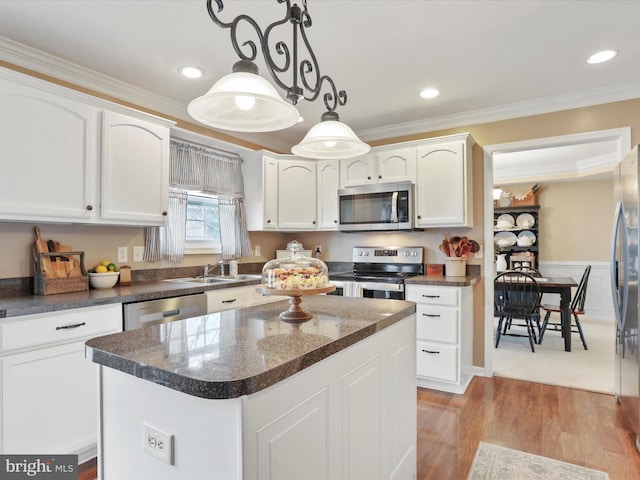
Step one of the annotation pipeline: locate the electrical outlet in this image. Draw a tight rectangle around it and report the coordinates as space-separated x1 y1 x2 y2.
133 246 144 262
254 245 261 256
143 423 174 465
117 247 128 263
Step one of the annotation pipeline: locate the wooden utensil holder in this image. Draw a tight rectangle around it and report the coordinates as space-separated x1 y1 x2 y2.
34 251 88 295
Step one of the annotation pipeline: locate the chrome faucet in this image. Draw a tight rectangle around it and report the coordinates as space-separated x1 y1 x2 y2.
203 261 225 277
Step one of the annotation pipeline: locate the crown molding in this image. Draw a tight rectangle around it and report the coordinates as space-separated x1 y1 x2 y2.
358 82 640 142
2 34 639 153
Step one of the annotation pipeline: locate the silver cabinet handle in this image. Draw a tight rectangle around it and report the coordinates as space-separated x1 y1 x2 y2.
422 295 440 298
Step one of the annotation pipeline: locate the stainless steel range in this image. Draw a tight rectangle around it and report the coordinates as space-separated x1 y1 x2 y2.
329 246 424 300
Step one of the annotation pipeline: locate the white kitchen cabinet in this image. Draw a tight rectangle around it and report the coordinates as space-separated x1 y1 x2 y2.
316 159 340 230
406 284 473 393
277 159 317 230
376 147 416 184
98 313 415 480
243 152 279 231
414 134 474 227
0 72 99 223
100 110 170 225
0 67 173 226
207 285 281 313
340 154 377 188
0 303 122 462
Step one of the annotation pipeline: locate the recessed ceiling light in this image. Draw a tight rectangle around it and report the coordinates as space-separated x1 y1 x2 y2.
587 50 617 64
179 66 204 78
420 88 440 99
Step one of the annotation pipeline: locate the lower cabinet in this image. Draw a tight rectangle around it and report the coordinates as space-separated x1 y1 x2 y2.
0 304 122 462
406 284 473 394
98 314 416 479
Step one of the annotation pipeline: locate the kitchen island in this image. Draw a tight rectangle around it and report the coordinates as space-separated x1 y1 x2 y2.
86 295 417 480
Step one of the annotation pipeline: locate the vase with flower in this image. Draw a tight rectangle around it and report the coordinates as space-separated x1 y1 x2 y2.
438 234 480 277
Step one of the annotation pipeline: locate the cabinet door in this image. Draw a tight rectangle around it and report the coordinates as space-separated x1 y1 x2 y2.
278 160 317 230
376 148 416 184
340 155 376 188
0 76 99 222
263 156 279 230
316 159 340 230
415 140 472 227
1 341 98 455
100 110 169 225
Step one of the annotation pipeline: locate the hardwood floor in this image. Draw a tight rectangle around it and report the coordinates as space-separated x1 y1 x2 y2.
79 376 640 480
418 376 640 480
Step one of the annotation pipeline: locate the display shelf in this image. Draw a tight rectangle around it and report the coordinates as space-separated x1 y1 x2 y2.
493 205 540 271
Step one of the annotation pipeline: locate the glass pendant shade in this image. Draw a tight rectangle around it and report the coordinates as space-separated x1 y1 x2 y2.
187 61 300 132
291 112 371 159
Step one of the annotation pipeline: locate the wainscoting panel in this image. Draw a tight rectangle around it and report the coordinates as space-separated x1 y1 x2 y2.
538 261 614 323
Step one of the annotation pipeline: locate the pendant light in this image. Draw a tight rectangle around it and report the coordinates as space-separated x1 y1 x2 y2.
187 60 299 132
292 111 370 159
190 0 369 157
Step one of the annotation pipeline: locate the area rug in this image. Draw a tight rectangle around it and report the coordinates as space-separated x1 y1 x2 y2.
467 442 609 480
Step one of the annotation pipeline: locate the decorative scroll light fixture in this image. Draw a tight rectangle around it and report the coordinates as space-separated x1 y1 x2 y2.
188 0 370 159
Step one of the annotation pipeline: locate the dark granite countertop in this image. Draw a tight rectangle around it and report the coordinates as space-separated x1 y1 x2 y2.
0 276 262 319
404 274 479 287
85 295 416 399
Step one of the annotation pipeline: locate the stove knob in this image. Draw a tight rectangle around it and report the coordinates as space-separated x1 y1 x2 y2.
364 251 369 256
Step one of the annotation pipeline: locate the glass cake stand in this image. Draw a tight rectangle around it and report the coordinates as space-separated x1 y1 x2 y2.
255 284 336 325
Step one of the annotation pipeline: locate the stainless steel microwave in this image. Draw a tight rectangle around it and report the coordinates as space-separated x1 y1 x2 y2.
338 182 414 231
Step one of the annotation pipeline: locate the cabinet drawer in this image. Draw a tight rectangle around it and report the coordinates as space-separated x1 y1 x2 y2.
207 286 253 313
405 286 459 307
416 341 458 383
0 303 122 353
415 305 458 343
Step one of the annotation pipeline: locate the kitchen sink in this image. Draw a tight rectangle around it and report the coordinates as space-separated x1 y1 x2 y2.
165 274 261 285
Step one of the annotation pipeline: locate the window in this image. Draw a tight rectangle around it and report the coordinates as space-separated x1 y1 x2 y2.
185 193 221 254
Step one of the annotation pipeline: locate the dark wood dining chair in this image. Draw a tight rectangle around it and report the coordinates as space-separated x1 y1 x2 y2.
538 265 591 350
494 271 542 352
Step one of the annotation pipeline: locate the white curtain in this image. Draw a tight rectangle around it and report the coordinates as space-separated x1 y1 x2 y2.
144 140 252 262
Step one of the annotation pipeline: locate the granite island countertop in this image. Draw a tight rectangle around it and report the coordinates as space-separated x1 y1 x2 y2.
85 295 416 400
404 274 479 287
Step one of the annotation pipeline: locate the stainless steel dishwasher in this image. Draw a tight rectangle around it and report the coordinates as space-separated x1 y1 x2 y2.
123 293 208 330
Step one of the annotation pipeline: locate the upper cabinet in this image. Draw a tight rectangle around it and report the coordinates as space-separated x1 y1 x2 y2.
244 153 322 231
339 148 416 188
0 74 100 223
0 67 174 226
340 155 376 188
278 159 317 230
414 134 474 228
316 159 340 230
376 147 416 184
100 111 169 225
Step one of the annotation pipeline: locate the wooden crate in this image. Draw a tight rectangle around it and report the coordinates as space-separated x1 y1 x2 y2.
511 191 540 206
34 251 88 295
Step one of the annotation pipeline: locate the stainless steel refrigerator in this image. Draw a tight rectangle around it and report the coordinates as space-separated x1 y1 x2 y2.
612 145 640 451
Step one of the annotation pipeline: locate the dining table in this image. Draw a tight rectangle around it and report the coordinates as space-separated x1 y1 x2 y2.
535 276 579 352
495 275 579 352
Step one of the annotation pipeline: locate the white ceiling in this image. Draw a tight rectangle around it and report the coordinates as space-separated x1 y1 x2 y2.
0 0 638 169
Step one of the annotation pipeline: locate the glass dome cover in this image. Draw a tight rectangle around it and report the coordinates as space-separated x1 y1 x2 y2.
262 241 329 290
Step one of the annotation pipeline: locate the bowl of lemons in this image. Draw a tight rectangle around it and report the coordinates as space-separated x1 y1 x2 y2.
88 260 120 289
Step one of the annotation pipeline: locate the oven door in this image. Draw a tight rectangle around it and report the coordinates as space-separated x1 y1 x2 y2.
361 282 405 300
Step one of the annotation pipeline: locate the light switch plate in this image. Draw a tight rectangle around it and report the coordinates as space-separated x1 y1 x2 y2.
133 246 144 262
117 247 128 263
